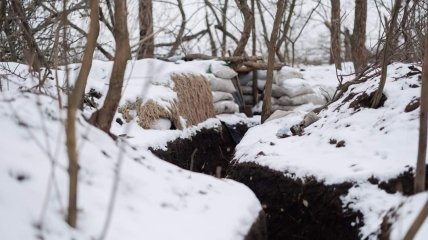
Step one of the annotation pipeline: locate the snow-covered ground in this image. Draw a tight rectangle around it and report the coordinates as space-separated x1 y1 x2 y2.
234 62 428 238
0 60 263 240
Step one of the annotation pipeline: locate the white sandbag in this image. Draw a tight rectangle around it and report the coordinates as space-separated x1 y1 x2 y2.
150 118 172 130
301 112 320 127
212 91 234 102
272 84 289 98
241 85 253 94
210 62 238 79
277 67 304 83
243 95 255 105
207 74 236 93
271 104 296 112
314 85 336 102
278 93 327 106
280 78 314 97
256 80 266 91
265 110 294 122
214 101 239 114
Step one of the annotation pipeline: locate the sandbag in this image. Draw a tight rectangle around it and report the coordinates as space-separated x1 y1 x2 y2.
207 74 236 93
280 78 314 97
210 62 238 79
265 110 294 122
214 101 239 114
212 91 234 102
277 67 304 83
150 118 172 130
271 104 296 112
243 95 264 105
272 84 289 98
278 93 327 106
241 85 253 94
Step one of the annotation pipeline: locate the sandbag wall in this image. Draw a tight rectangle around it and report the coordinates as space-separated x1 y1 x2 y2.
207 63 240 115
239 67 331 113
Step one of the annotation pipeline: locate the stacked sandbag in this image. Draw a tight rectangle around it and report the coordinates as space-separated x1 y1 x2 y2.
239 70 278 105
207 62 240 114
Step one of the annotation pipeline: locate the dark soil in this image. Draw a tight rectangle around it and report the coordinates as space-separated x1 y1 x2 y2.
404 97 420 112
227 162 363 240
149 122 250 177
349 91 387 110
368 165 428 195
245 211 268 240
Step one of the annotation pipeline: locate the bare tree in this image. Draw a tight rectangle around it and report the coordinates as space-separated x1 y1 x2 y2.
90 0 130 134
351 0 367 71
414 26 428 193
168 0 186 57
138 0 154 58
261 0 287 123
330 0 341 70
371 0 402 108
65 0 100 228
233 0 253 56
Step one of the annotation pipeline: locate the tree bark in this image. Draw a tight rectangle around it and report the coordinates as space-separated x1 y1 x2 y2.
414 26 428 193
331 0 341 70
138 0 154 58
168 0 185 57
221 0 229 56
233 0 253 56
261 0 287 123
371 0 402 108
351 0 367 72
10 0 47 71
90 0 130 134
277 0 296 63
65 0 100 228
251 0 257 105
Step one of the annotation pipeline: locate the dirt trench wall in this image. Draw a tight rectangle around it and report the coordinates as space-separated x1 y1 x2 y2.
149 122 250 177
227 162 363 240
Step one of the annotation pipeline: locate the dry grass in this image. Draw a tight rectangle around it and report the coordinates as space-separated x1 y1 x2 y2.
171 74 215 127
119 74 215 130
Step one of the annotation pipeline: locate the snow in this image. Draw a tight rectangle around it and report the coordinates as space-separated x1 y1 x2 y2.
0 63 262 240
236 63 424 184
234 62 427 238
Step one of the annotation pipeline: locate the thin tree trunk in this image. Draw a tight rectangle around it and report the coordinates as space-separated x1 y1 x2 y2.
90 0 130 134
277 0 296 63
343 28 352 61
10 0 47 71
331 0 341 70
414 27 428 193
404 199 428 240
233 0 253 56
168 0 185 57
371 0 402 108
65 0 100 228
351 0 367 72
256 0 269 47
261 0 287 123
205 8 217 57
251 0 257 105
138 0 154 58
221 0 228 56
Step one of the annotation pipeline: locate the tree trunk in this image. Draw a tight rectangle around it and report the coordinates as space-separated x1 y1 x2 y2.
233 0 253 56
10 0 47 71
261 0 287 123
414 27 428 193
371 0 402 108
65 0 100 228
90 0 130 134
251 0 258 105
343 28 352 61
221 0 229 56
138 0 154 59
276 0 296 63
331 0 341 70
351 0 367 72
168 0 185 57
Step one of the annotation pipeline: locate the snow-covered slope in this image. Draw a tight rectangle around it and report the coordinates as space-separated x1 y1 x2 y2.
0 91 262 240
234 62 427 238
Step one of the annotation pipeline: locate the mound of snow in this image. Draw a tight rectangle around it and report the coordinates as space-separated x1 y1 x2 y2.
0 92 262 240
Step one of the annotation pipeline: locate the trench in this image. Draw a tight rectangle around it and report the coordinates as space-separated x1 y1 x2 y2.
148 121 427 240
